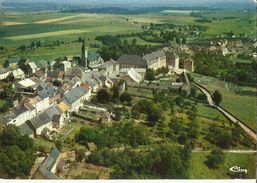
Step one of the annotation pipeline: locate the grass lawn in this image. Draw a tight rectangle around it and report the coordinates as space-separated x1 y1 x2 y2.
127 87 154 99
189 152 256 179
192 73 256 130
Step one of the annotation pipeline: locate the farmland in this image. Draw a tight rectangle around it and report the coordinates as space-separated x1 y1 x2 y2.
0 9 256 63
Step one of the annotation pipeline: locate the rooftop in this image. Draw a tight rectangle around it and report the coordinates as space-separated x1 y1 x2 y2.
117 55 147 67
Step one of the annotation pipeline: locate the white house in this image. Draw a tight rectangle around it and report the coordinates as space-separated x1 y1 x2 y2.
28 62 39 74
63 86 88 113
12 68 25 80
0 68 11 80
29 105 64 135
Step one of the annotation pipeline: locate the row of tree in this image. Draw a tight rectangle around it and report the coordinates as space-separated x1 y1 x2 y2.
88 143 192 179
76 123 149 149
0 125 35 178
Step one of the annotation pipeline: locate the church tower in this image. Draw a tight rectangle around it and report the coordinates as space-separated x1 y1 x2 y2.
81 38 88 67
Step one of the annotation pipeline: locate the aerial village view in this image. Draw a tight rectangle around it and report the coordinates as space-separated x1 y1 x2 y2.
0 0 256 181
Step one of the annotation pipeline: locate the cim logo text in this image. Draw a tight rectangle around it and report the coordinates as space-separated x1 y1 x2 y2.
229 166 248 174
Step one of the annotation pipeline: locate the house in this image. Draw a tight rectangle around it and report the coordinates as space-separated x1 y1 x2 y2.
49 61 57 71
58 101 70 120
143 50 167 70
0 68 11 80
184 58 195 72
64 67 82 80
29 96 50 114
47 71 64 81
53 61 72 72
119 68 146 79
163 47 180 69
117 55 147 69
98 59 120 77
14 78 39 92
35 60 49 71
11 68 25 80
35 69 47 81
99 76 114 89
120 68 143 85
61 77 81 93
88 53 104 68
28 62 39 74
34 147 60 179
56 151 76 175
4 56 21 68
81 71 103 93
19 122 35 138
29 104 64 135
63 86 88 113
38 85 58 100
5 103 37 126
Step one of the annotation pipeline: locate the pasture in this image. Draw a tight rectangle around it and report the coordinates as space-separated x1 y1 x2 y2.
192 73 257 130
189 152 256 179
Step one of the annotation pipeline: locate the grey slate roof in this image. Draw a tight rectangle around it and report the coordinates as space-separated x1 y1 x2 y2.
38 86 58 99
39 146 60 179
19 122 34 136
30 112 51 130
35 60 48 69
117 55 147 67
30 105 62 130
143 50 166 66
88 52 101 61
64 87 86 105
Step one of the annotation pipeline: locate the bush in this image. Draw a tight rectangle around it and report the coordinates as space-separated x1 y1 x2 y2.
206 148 225 169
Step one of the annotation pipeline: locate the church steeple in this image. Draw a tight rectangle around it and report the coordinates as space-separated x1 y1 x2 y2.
81 37 88 67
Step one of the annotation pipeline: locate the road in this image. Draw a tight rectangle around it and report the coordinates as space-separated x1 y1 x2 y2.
192 82 257 144
193 150 256 154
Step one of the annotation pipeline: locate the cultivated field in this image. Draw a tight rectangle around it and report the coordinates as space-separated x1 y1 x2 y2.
0 9 255 63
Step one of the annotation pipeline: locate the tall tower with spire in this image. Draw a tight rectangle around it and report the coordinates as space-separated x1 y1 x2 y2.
81 37 88 67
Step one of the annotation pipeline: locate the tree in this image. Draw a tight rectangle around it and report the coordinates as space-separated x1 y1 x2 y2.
55 140 63 151
132 38 137 45
178 132 188 144
182 37 187 44
145 68 155 81
97 89 110 103
147 104 163 125
175 37 181 45
76 149 85 162
206 148 225 169
76 127 97 147
232 123 242 144
0 125 35 178
120 92 132 103
213 90 222 105
150 146 189 178
112 84 120 102
0 146 35 178
208 124 232 148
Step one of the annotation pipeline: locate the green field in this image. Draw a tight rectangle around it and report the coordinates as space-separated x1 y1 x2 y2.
192 73 257 130
0 10 255 63
189 152 256 179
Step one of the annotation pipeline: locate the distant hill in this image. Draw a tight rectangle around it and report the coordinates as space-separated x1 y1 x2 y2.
2 0 256 10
